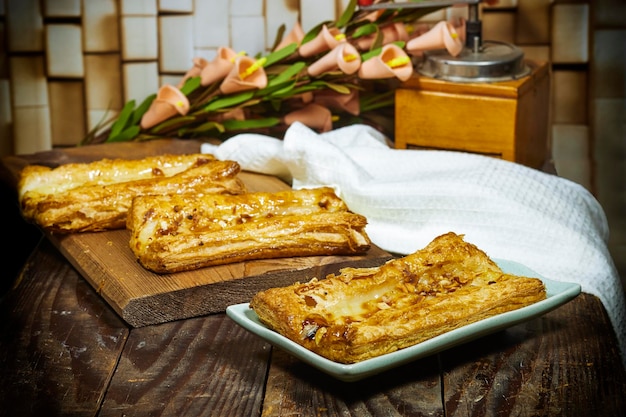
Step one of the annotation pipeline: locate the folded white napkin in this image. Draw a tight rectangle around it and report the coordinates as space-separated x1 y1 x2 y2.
202 122 626 366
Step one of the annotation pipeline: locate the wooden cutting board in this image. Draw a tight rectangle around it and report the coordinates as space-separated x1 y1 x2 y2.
3 139 393 327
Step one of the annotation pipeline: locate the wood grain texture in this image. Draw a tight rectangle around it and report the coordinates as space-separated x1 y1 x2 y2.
0 239 129 417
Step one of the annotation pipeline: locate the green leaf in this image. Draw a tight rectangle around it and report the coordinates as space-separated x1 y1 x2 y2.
267 62 306 86
352 23 378 38
323 82 352 94
109 100 136 138
264 43 298 66
106 125 140 143
130 94 156 125
270 24 287 51
150 116 197 133
180 76 201 95
223 118 281 130
336 0 357 28
204 91 256 111
185 121 225 134
301 21 328 45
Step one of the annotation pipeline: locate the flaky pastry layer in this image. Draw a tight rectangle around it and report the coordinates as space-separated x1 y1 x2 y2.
19 154 245 233
128 187 371 273
250 232 547 364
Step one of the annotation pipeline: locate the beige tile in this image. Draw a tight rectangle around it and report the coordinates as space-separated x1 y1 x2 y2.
122 62 159 104
159 74 182 87
552 70 587 124
45 24 84 78
231 16 266 59
9 56 48 107
551 124 591 190
266 0 300 51
592 0 626 27
84 54 123 111
592 98 626 161
591 30 626 99
230 0 263 16
159 15 194 73
83 0 120 53
121 16 158 60
193 0 229 48
0 80 13 157
43 0 81 17
0 22 7 79
13 106 52 154
87 109 120 135
48 81 87 146
520 45 551 63
120 0 157 16
6 0 44 52
482 10 516 44
300 0 335 33
515 0 551 45
551 3 589 64
158 0 192 13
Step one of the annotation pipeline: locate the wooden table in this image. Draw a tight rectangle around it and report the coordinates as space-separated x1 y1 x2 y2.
1 141 625 417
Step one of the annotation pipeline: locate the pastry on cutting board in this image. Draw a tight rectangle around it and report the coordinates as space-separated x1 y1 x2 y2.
127 187 372 273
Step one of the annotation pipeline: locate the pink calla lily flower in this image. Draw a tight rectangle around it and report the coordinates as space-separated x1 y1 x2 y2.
406 21 464 57
313 89 360 116
356 22 409 50
178 57 209 88
358 43 413 82
274 21 305 51
140 84 190 130
298 25 346 57
219 56 268 94
307 43 361 77
283 103 333 132
200 47 241 86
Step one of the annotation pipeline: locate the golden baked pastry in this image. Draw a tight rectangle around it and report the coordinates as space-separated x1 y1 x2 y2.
127 187 372 273
250 232 547 364
19 154 245 233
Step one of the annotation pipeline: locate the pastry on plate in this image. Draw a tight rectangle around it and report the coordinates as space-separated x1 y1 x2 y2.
250 232 547 364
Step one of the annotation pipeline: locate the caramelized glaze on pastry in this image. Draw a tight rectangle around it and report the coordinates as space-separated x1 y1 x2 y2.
250 232 547 364
127 187 372 273
19 154 245 233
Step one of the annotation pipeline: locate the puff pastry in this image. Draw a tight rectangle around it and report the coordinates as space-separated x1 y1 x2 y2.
250 232 547 364
19 154 245 233
128 187 372 273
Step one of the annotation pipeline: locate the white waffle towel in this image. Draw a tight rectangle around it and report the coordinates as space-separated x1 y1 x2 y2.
202 122 626 367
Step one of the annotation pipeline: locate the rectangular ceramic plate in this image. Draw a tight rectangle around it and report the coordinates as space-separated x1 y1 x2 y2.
226 259 581 382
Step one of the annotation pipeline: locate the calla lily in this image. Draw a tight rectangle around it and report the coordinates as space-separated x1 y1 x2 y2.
178 57 209 88
298 25 346 57
206 108 246 122
406 21 464 57
356 22 409 50
313 89 360 116
358 43 413 82
307 43 361 77
200 47 241 86
283 103 332 132
140 84 190 129
274 21 305 51
219 56 268 94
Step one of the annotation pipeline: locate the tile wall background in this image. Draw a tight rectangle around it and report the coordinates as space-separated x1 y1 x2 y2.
0 0 624 288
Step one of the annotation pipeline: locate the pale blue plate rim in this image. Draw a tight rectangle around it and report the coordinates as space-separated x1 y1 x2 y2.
226 259 581 382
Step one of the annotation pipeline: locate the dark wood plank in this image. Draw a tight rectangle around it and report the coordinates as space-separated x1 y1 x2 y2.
441 293 626 417
99 314 271 417
0 239 129 417
262 349 444 416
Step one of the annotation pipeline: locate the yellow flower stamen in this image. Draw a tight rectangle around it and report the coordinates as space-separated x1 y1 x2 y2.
176 100 184 108
331 115 339 122
230 51 247 63
386 56 410 68
343 54 358 62
240 57 267 79
451 32 458 39
334 33 346 41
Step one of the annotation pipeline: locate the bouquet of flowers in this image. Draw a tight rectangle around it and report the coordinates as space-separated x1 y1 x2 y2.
86 0 466 145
